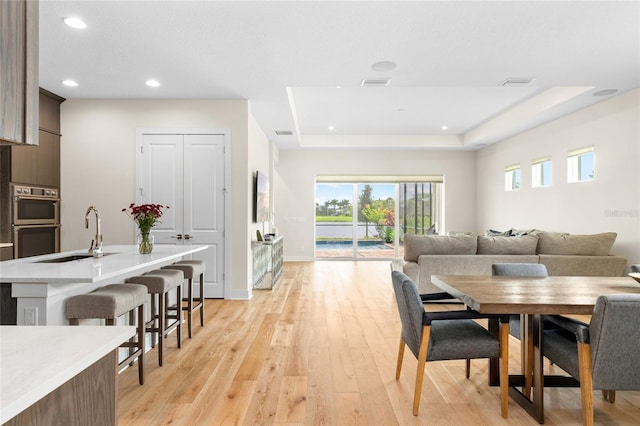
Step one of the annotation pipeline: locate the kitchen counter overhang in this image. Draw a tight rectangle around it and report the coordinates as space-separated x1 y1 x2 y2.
0 326 136 425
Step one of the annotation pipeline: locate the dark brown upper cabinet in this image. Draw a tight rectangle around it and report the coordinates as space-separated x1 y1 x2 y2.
0 0 39 146
11 89 64 187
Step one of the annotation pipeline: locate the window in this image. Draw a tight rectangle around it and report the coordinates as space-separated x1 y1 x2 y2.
532 157 552 187
568 146 594 183
504 164 521 191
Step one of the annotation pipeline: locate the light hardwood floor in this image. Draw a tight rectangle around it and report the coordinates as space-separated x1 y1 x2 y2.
117 261 640 425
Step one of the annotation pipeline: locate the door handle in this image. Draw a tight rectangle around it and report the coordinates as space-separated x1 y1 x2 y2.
171 234 183 240
184 234 192 240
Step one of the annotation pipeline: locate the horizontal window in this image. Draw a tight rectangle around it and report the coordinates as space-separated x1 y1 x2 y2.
532 157 552 187
568 146 594 183
504 164 521 191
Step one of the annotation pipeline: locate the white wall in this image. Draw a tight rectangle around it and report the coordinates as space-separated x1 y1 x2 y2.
476 89 640 265
60 99 253 294
247 111 272 240
276 150 477 261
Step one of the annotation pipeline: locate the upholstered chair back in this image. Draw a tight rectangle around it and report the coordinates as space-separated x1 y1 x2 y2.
491 263 548 277
391 271 424 359
589 294 640 390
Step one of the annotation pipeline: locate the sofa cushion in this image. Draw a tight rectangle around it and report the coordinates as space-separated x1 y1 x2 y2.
537 232 617 256
477 235 539 255
538 254 627 276
412 254 539 294
403 234 477 262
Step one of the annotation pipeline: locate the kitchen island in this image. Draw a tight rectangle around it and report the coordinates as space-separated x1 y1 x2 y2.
0 244 208 325
1 325 135 425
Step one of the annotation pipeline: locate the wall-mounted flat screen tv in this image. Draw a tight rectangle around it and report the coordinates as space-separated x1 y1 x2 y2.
254 170 270 223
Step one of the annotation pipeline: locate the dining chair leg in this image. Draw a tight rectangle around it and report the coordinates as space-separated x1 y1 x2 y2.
465 359 471 378
500 321 509 419
413 326 431 416
396 336 405 379
577 342 594 426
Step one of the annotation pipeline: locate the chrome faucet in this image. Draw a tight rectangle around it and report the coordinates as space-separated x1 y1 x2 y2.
85 206 103 257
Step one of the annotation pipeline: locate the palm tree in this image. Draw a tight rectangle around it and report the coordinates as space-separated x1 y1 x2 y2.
338 199 351 215
329 198 339 215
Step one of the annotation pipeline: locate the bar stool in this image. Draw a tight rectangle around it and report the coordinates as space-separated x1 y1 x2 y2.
65 283 147 385
162 260 205 338
126 269 183 366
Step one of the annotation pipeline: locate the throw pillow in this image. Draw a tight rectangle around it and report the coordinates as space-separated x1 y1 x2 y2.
485 229 513 237
510 228 544 236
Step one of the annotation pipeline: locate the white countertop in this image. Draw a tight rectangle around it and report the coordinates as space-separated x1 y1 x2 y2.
0 325 135 424
0 244 208 283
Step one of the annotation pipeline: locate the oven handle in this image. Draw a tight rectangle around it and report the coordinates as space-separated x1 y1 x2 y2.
14 195 61 202
13 224 61 229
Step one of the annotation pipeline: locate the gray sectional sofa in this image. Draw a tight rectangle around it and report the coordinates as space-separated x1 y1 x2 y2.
402 232 627 294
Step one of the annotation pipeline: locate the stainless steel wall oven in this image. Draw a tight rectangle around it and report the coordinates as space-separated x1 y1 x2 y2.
11 184 61 258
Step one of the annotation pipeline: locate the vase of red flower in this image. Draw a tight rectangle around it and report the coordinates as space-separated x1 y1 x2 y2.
136 231 154 254
122 203 168 254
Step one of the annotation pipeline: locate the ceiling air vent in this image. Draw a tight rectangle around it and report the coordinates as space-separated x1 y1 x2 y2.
500 77 535 86
361 78 391 87
274 130 293 136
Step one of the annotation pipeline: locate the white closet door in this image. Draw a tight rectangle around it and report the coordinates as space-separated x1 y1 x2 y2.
138 132 226 298
183 134 225 298
139 134 184 245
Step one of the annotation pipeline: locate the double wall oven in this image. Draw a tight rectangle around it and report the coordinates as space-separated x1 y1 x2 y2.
12 184 60 258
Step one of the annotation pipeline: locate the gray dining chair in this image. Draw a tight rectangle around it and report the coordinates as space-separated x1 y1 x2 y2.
491 263 549 339
491 263 549 397
543 294 640 426
391 271 510 417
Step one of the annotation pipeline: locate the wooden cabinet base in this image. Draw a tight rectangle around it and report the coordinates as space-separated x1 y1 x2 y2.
4 351 117 426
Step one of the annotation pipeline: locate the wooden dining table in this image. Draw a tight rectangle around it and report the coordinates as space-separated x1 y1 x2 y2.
430 274 640 424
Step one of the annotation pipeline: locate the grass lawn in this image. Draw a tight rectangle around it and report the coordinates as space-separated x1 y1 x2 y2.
316 216 353 223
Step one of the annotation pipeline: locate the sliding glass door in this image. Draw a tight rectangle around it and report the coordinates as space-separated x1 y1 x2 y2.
315 183 354 258
315 178 442 260
356 184 396 258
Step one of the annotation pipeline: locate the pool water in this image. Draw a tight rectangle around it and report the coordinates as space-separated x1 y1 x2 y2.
316 240 388 250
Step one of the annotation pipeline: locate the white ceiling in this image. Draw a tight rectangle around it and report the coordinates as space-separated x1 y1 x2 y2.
39 1 640 151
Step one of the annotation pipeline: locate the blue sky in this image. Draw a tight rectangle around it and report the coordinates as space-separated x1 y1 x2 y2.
316 183 395 206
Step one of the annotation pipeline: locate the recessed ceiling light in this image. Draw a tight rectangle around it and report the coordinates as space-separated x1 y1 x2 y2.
62 79 78 87
64 17 87 29
328 125 335 131
441 125 448 130
593 89 618 97
371 61 397 72
335 85 341 89
145 80 160 87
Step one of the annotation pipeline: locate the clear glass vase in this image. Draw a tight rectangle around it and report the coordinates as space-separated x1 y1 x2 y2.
137 231 154 254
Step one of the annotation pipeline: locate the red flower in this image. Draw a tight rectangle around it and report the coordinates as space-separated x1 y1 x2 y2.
122 203 169 230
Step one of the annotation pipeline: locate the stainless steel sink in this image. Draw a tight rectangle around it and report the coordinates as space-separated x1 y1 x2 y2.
35 253 112 263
